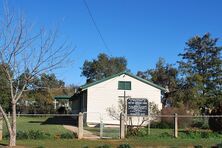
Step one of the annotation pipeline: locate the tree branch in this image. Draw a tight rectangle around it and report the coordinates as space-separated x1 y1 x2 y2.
0 105 12 135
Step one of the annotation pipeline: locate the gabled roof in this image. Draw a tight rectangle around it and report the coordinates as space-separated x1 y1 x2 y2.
80 71 166 91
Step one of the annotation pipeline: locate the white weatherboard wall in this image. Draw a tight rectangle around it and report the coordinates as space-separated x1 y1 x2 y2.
86 74 162 125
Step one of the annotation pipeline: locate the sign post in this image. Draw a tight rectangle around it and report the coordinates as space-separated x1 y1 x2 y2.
127 98 148 116
127 98 150 135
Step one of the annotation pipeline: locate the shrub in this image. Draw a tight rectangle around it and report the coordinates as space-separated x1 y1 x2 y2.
179 129 222 139
28 130 50 139
216 143 222 148
159 132 173 138
191 118 209 129
36 146 45 148
127 126 140 136
161 107 193 128
200 131 210 138
137 128 148 137
82 145 89 148
118 143 132 148
4 130 51 140
60 132 74 139
194 145 203 148
16 131 29 140
150 121 172 129
97 144 111 148
209 104 222 133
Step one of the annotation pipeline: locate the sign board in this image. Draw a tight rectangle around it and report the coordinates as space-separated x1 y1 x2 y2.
127 98 148 116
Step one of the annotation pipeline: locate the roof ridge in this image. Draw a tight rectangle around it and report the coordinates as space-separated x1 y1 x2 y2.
80 71 166 91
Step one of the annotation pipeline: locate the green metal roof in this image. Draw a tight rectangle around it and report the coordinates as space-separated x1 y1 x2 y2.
80 71 166 91
54 96 71 100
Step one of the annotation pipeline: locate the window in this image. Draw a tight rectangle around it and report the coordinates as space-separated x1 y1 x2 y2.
118 81 131 90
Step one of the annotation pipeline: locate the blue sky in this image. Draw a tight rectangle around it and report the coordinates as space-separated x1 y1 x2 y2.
2 0 222 85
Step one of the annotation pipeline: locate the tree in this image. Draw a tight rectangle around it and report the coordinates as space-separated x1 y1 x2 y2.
178 33 222 111
17 73 67 114
0 6 73 146
137 58 179 107
106 100 160 135
40 73 65 88
0 65 11 112
81 53 128 83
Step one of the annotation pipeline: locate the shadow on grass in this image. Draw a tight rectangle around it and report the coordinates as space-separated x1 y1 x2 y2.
0 143 7 146
28 116 78 126
41 116 78 126
29 121 43 123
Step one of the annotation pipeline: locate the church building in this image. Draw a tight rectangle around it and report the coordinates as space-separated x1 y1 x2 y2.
70 71 166 125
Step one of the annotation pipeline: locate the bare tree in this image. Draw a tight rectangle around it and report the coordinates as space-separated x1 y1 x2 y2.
107 100 160 135
0 5 74 146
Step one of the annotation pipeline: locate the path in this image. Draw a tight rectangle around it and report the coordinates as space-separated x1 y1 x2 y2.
63 125 100 140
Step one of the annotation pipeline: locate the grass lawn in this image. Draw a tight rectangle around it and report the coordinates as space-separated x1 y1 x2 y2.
0 138 222 148
84 126 120 138
3 116 73 137
0 117 222 147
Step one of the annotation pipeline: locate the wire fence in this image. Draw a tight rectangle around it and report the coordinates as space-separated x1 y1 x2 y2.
0 113 221 140
125 114 222 139
82 112 120 139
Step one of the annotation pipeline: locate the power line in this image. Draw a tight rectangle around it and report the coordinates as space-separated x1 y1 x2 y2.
82 0 111 54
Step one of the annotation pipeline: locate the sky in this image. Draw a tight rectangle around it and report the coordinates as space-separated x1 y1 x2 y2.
1 0 222 86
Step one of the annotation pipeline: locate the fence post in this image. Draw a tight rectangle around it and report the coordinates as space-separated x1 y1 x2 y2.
78 112 83 139
120 112 125 139
174 113 178 138
100 120 103 139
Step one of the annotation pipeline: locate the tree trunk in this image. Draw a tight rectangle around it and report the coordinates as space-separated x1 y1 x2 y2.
9 102 16 147
9 131 16 147
0 105 14 146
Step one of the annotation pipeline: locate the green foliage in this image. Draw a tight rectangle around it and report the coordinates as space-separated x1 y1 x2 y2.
138 33 221 112
0 64 11 112
97 144 111 148
150 121 173 129
179 130 222 139
60 132 74 139
127 127 148 137
178 33 222 110
5 130 51 140
15 130 73 140
16 131 29 139
159 132 173 138
194 145 203 148
118 143 132 148
191 118 209 129
81 53 128 83
16 72 74 114
137 58 179 107
208 104 222 132
36 146 45 148
216 142 222 148
27 130 51 139
126 127 139 136
40 73 65 88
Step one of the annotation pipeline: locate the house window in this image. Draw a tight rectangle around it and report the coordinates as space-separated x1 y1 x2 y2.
118 81 131 90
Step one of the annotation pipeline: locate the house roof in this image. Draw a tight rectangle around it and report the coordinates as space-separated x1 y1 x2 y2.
80 71 166 91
